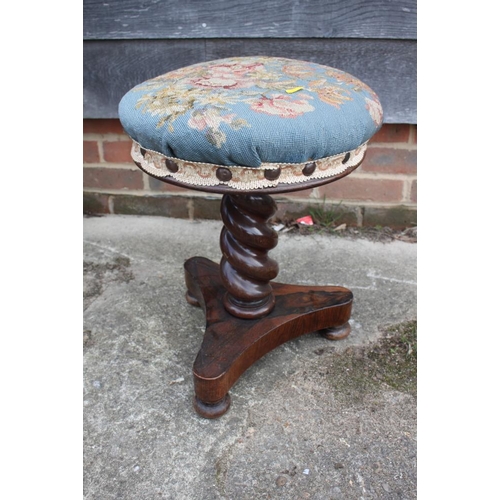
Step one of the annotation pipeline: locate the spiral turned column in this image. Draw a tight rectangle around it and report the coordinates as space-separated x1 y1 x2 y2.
220 193 279 319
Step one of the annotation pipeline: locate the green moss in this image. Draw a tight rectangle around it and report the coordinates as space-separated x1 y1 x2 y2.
83 192 109 215
363 206 417 229
326 320 417 404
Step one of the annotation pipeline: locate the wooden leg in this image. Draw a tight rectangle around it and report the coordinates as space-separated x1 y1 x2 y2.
185 258 353 418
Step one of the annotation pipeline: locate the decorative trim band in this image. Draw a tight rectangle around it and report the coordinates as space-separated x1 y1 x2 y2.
131 140 367 190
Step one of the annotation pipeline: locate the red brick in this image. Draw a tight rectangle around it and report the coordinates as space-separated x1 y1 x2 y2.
83 168 143 190
148 176 190 193
371 124 410 144
103 140 134 163
411 125 417 145
410 180 417 203
360 147 417 175
83 141 100 163
83 119 125 135
319 177 404 203
278 187 316 199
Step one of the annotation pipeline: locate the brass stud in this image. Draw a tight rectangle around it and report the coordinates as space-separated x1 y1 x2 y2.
264 168 281 180
216 167 232 182
165 158 179 173
302 162 316 176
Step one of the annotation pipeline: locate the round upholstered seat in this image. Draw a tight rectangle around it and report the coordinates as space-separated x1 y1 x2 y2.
119 56 382 191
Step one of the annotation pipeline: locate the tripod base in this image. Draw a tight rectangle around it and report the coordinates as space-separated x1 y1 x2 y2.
185 257 353 418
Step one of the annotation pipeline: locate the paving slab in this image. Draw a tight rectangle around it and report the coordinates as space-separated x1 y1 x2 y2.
83 215 417 500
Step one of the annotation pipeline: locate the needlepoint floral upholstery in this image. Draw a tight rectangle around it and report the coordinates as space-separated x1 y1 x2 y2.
119 56 383 190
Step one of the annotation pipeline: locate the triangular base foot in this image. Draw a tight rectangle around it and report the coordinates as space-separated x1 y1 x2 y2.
184 257 353 418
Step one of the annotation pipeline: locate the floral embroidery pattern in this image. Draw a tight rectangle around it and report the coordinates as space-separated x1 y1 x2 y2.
188 60 268 89
188 108 249 148
132 57 382 149
365 97 383 127
315 83 352 108
250 93 314 118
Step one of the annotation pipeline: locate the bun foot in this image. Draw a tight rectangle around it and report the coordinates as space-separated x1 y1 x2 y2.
185 290 200 307
320 322 351 340
193 394 231 419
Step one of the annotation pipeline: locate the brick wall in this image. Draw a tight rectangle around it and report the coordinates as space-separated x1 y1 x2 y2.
83 119 417 228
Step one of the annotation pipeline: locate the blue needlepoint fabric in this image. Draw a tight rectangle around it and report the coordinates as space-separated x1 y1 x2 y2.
119 56 383 168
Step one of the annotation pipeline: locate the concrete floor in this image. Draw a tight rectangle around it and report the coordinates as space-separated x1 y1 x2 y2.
83 215 417 499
